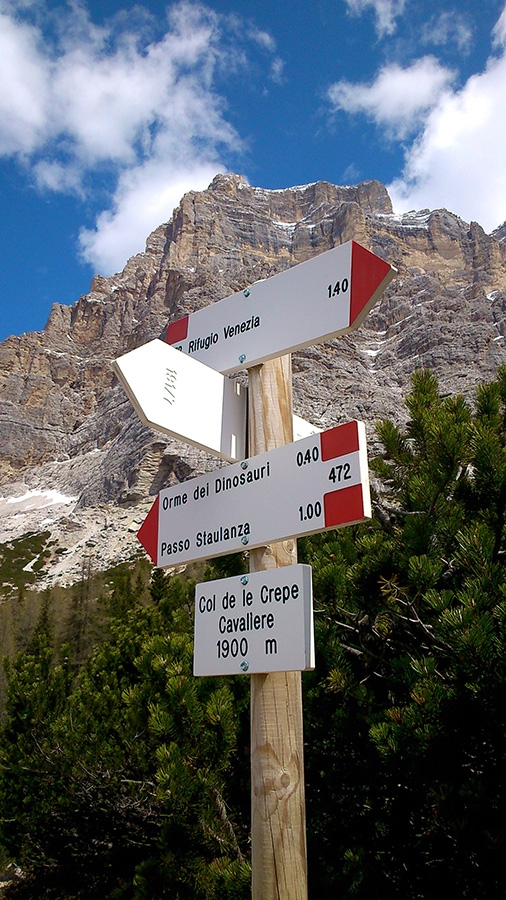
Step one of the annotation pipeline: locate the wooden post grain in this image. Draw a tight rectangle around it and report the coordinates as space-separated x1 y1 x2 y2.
248 355 308 900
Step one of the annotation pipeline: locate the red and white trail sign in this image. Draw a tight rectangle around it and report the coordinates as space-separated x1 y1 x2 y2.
138 419 371 568
165 240 395 375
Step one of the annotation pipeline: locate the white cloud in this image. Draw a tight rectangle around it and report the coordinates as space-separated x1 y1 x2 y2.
79 160 221 272
329 4 506 232
248 27 276 52
342 162 362 184
0 12 51 154
328 57 455 139
421 12 473 53
0 1 275 273
493 4 506 46
344 0 407 37
388 48 506 231
270 57 285 84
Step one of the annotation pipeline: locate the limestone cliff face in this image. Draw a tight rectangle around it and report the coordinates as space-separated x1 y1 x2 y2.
1 173 505 584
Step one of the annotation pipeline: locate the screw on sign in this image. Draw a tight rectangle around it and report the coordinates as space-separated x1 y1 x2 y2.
164 240 396 374
137 419 371 568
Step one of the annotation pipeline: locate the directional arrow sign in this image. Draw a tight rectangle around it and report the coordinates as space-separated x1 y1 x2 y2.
138 419 371 567
194 565 314 676
113 339 320 462
165 240 395 374
112 339 247 461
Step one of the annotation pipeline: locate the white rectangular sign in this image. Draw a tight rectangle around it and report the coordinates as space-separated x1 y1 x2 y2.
194 565 314 676
165 241 395 374
138 420 371 567
112 339 247 461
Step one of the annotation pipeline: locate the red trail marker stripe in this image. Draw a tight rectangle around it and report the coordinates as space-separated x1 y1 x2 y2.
320 421 360 461
324 483 365 528
350 242 392 328
166 315 189 344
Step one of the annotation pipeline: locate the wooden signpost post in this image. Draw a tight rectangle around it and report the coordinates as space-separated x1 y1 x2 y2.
117 240 396 900
248 355 307 900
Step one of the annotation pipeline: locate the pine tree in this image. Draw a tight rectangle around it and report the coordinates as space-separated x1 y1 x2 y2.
0 571 250 899
4 370 506 899
301 368 506 899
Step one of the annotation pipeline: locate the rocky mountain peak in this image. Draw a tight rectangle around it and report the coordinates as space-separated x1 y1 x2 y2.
1 174 505 587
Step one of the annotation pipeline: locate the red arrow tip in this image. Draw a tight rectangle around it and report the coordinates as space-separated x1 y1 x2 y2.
350 241 393 328
137 495 159 564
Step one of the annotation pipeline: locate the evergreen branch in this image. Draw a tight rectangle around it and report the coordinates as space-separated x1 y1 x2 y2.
210 786 245 862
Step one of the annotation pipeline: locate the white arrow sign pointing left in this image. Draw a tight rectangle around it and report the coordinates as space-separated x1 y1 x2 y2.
112 339 247 462
138 419 371 568
113 340 322 463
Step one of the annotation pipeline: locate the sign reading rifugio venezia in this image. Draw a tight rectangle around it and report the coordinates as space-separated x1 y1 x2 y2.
165 240 396 375
138 420 371 568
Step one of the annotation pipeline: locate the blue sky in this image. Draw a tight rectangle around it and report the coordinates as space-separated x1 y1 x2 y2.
1 0 506 342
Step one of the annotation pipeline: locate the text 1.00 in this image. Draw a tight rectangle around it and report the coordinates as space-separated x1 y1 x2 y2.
299 501 322 522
